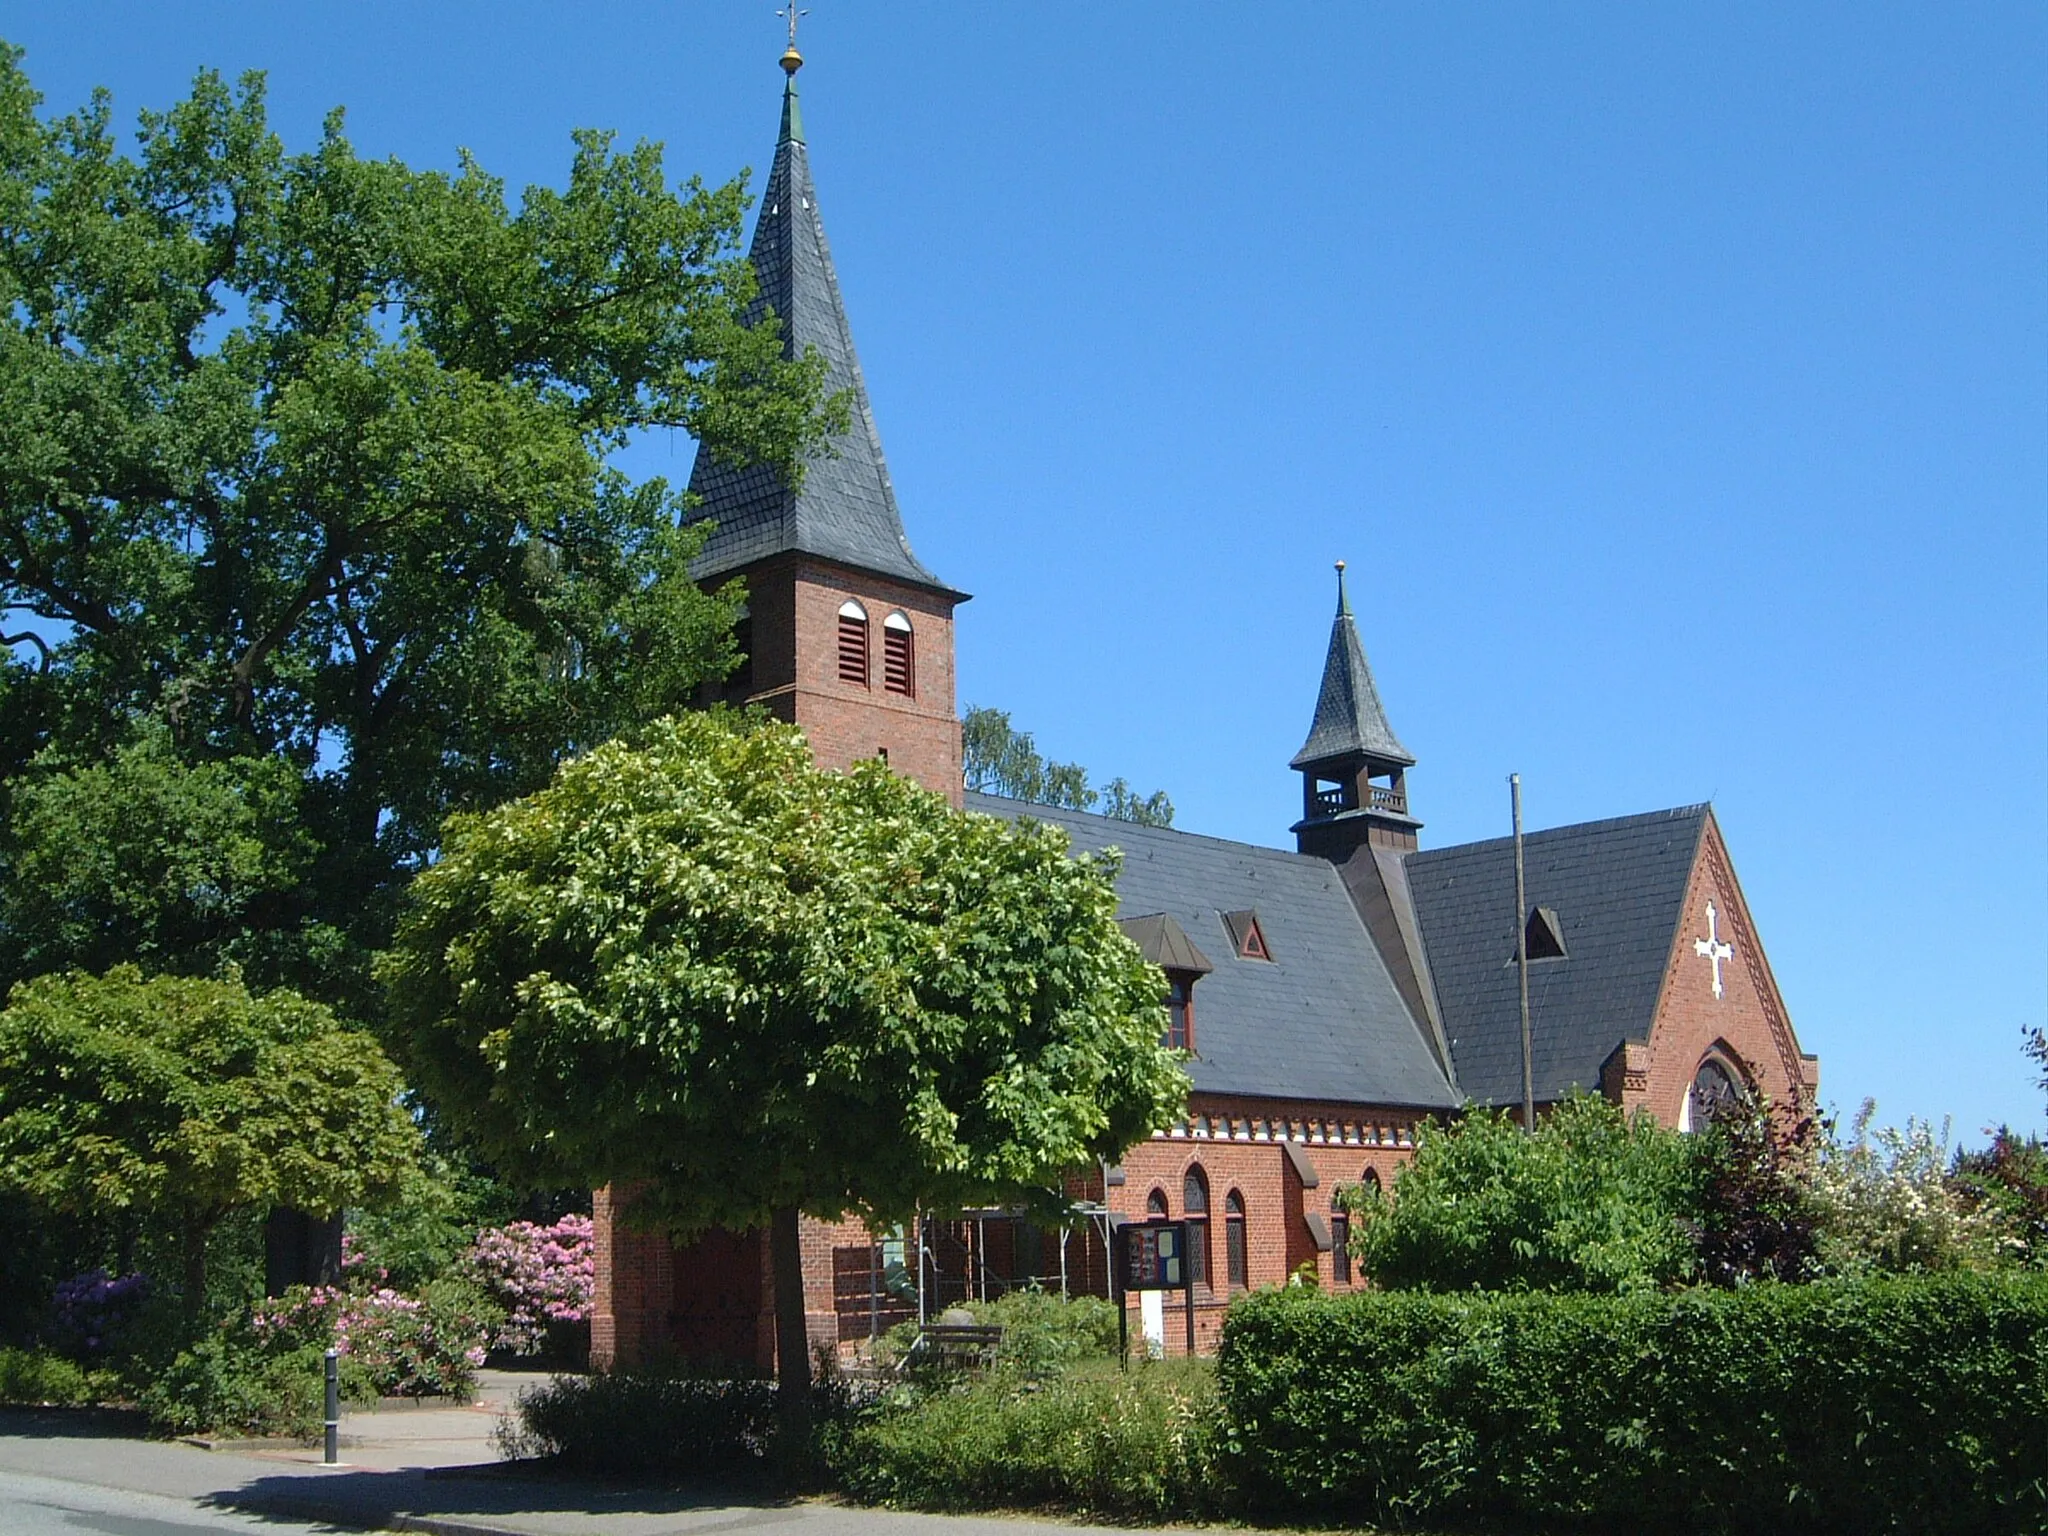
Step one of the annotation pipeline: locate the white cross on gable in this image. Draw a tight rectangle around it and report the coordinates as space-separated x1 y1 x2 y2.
1693 900 1733 1000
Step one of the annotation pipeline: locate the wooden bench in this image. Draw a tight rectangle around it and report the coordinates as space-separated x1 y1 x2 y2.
903 1322 1004 1374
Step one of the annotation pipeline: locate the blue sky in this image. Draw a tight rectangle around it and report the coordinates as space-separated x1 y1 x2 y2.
13 4 2045 1138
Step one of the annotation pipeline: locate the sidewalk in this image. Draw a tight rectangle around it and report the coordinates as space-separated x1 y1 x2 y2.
0 1380 1177 1536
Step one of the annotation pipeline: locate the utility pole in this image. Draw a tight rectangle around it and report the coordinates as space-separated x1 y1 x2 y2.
1511 773 1535 1133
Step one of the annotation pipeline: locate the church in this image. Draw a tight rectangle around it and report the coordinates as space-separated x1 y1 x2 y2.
592 45 1819 1365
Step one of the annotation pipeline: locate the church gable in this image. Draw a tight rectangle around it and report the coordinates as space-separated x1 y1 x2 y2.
1635 810 1817 1125
1406 806 1709 1108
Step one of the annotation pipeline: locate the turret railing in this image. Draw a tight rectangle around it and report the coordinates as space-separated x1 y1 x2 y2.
1309 783 1408 817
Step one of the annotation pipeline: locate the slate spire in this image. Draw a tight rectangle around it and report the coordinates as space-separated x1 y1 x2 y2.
683 49 947 591
1291 562 1413 770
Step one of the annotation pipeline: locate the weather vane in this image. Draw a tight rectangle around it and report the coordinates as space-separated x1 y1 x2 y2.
777 3 808 74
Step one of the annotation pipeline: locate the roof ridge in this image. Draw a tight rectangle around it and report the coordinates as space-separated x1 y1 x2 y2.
964 791 1332 869
1410 803 1710 863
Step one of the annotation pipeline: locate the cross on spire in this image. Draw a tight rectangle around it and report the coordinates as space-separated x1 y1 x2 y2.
779 4 807 50
1693 900 1733 999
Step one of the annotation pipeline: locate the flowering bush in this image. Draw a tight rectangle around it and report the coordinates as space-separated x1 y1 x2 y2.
251 1277 495 1398
48 1269 152 1358
1811 1101 2008 1273
1953 1127 2048 1268
464 1214 593 1355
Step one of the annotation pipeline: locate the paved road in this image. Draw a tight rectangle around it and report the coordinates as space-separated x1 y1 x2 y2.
0 1405 1194 1536
0 1466 337 1536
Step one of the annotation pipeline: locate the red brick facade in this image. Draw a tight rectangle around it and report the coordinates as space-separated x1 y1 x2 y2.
1107 1094 1427 1353
719 554 963 807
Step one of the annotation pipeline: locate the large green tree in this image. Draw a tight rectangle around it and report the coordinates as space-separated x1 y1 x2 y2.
382 711 1188 1416
0 966 420 1318
0 46 838 1005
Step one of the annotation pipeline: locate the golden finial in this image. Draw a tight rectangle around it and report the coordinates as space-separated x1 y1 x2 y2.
778 4 807 74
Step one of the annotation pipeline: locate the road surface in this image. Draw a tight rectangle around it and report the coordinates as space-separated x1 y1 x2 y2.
0 1467 339 1536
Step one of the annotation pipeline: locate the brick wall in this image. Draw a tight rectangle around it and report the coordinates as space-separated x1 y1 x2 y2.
1111 1093 1427 1352
590 1185 674 1369
725 554 962 805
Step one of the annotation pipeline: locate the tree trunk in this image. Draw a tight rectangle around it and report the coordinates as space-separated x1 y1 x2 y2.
181 1220 211 1326
770 1204 812 1442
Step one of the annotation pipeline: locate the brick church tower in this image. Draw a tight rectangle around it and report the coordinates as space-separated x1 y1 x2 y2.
591 44 967 1370
684 44 966 801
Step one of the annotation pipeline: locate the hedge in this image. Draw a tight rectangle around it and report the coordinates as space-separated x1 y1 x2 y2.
1218 1274 2048 1534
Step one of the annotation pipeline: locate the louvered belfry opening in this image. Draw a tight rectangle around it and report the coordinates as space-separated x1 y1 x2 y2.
882 611 915 697
837 599 869 686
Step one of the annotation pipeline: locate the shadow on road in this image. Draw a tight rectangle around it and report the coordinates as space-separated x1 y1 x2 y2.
205 1463 800 1530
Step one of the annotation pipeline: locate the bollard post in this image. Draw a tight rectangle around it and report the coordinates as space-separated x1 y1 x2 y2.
323 1347 339 1465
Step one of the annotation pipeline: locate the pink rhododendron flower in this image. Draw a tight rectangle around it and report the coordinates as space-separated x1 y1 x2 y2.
463 1214 594 1354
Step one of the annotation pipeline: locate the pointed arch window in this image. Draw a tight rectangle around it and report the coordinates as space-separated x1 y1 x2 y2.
1681 1053 1749 1133
837 600 869 687
882 611 915 697
1183 1166 1210 1291
1146 1187 1168 1219
1224 1189 1248 1291
1330 1192 1352 1285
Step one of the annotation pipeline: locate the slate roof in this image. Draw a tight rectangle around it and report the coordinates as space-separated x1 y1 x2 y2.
966 792 1460 1110
1291 566 1413 769
683 77 946 592
1405 806 1709 1106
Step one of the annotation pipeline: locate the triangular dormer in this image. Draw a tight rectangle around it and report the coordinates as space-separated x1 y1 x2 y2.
1221 909 1273 962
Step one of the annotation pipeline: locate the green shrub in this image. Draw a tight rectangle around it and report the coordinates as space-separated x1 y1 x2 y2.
832 1360 1223 1521
501 1368 780 1476
140 1332 326 1438
1219 1274 2048 1534
1955 1127 2048 1269
1344 1095 1698 1293
0 1345 118 1406
869 1290 1122 1378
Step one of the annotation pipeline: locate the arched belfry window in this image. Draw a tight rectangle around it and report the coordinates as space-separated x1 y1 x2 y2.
1183 1166 1210 1291
837 600 869 687
882 611 915 697
1224 1189 1247 1291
